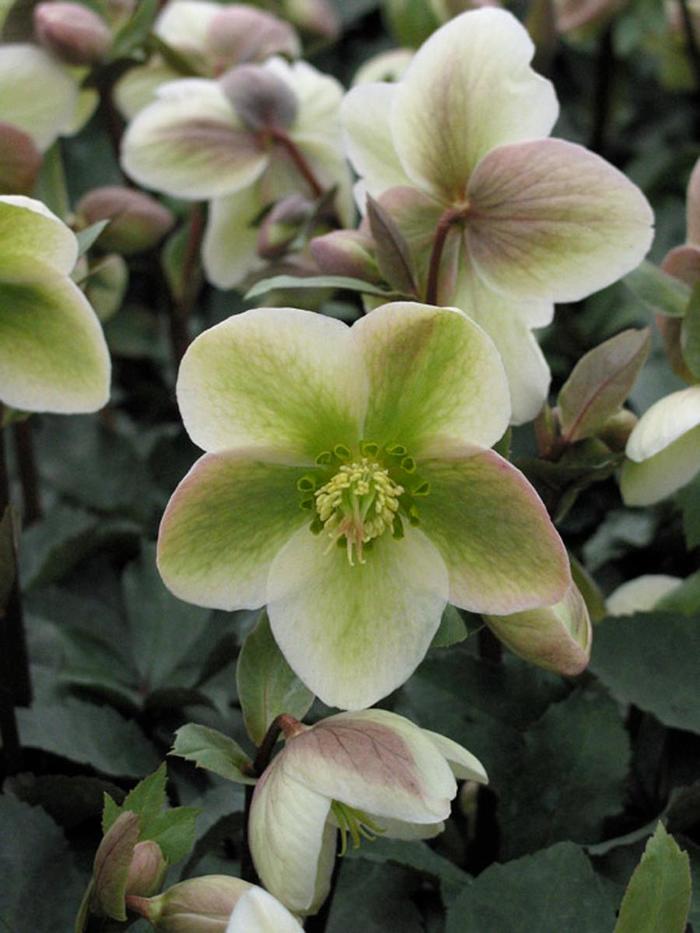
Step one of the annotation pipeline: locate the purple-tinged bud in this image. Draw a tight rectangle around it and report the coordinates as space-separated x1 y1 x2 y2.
34 2 112 66
310 230 380 281
257 195 313 259
205 6 300 74
0 122 42 194
597 408 638 452
76 186 175 255
125 841 167 898
656 313 697 384
282 0 341 40
92 811 141 921
220 64 298 132
127 876 252 932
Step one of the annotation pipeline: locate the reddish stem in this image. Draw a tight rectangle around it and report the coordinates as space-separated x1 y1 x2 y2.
425 207 463 306
270 129 324 199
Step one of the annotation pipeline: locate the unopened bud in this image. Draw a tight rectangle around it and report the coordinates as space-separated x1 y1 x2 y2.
34 2 112 66
282 0 340 40
92 811 141 920
205 6 300 74
257 195 313 259
0 122 42 194
84 253 128 322
655 313 697 384
597 408 638 452
310 230 380 281
220 64 298 132
125 841 167 898
127 876 252 932
76 186 175 255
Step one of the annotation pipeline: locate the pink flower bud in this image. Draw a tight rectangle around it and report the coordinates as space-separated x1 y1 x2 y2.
0 122 42 195
76 186 175 255
257 195 314 259
127 875 252 932
125 841 167 898
34 2 112 66
597 408 638 452
282 0 340 40
205 6 300 74
220 64 298 132
310 229 380 281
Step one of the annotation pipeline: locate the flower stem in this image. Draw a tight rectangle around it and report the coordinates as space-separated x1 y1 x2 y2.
425 207 462 306
12 419 41 526
0 414 31 775
168 204 205 366
270 129 325 199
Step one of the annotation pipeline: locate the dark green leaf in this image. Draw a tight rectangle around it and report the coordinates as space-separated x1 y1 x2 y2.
245 273 396 299
170 723 256 786
446 843 615 933
104 764 167 834
327 860 423 933
623 260 690 318
614 823 691 933
682 282 700 377
656 570 700 615
591 611 700 733
557 329 651 443
140 806 199 864
678 473 700 550
498 688 630 859
349 837 469 903
0 505 16 613
110 0 158 58
237 610 314 746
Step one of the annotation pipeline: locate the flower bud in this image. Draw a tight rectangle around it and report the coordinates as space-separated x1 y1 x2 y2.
655 313 696 384
597 408 638 452
34 2 112 66
84 253 128 322
92 811 141 920
205 6 300 74
257 194 313 259
0 121 42 194
220 65 298 132
310 230 380 281
76 186 175 255
127 875 252 932
282 0 340 40
125 841 168 898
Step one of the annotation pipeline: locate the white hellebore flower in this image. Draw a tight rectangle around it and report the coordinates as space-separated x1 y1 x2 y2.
606 575 683 616
249 710 487 916
341 8 653 423
121 57 351 288
620 385 700 505
0 196 110 414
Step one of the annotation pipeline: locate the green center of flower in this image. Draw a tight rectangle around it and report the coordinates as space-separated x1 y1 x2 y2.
331 801 385 856
314 458 403 566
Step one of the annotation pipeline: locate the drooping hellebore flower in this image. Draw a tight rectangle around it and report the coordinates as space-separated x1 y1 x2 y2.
121 56 351 288
128 875 303 931
341 8 653 422
0 196 110 414
157 302 570 709
249 710 487 915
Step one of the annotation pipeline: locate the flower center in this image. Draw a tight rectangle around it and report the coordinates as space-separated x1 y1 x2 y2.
314 458 403 566
330 801 385 856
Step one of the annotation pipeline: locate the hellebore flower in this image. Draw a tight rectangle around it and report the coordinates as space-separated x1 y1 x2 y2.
0 196 110 414
121 57 351 288
620 386 700 505
114 0 300 119
249 709 487 915
128 875 302 932
157 301 570 709
341 8 653 422
606 574 683 616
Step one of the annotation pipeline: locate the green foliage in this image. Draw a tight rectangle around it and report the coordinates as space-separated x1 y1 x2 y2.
236 609 314 746
623 260 690 318
245 273 396 299
614 823 692 933
170 723 256 786
682 284 700 377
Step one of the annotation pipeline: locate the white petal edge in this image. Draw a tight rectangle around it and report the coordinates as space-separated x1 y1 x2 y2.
626 386 700 461
226 887 303 933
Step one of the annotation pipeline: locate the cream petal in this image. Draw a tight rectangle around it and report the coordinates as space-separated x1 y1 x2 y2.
157 451 307 611
113 59 178 119
421 730 488 783
466 138 654 303
155 0 221 72
267 525 449 710
606 575 684 616
620 424 700 506
0 196 78 274
226 887 303 933
626 386 700 461
202 189 265 289
121 78 268 199
390 9 558 199
176 307 368 460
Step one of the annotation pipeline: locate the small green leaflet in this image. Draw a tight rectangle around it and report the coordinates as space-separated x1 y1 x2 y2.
170 723 257 786
245 273 398 300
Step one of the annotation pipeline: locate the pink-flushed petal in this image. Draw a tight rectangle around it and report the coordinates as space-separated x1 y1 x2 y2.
418 445 571 614
266 524 449 710
157 450 308 610
451 258 552 425
249 758 335 916
341 82 413 197
484 581 592 676
661 244 700 287
466 138 654 303
390 9 558 200
121 78 268 199
687 157 700 245
282 709 456 823
176 307 368 460
352 302 511 455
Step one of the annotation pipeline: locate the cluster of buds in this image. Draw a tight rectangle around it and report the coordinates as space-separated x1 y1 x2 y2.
34 2 113 66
